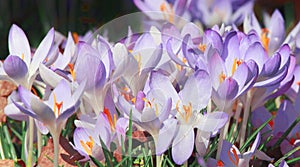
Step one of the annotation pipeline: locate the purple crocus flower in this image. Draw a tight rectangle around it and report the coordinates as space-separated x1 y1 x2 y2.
189 0 254 27
117 70 176 155
148 70 228 164
13 79 85 137
134 0 189 24
0 24 54 89
207 133 270 167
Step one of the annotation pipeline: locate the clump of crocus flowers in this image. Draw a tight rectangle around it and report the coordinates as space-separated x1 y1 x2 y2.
1 1 300 166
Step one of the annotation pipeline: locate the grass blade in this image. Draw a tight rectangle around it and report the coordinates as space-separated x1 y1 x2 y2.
240 116 273 152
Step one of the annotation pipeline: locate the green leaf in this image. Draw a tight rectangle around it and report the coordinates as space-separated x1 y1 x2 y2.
89 155 105 167
272 115 300 149
240 116 273 152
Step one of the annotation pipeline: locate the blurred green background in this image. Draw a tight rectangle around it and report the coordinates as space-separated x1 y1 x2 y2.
0 0 299 59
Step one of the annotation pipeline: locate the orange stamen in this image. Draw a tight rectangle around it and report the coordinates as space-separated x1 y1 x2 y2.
198 43 206 52
72 32 79 44
219 71 226 83
22 53 25 60
68 63 76 81
297 81 300 86
261 28 270 53
104 108 116 131
228 147 239 166
217 160 225 167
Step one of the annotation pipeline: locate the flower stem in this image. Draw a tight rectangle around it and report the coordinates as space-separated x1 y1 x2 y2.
27 117 34 167
37 130 42 157
240 91 252 147
52 134 60 167
156 155 162 167
216 106 232 160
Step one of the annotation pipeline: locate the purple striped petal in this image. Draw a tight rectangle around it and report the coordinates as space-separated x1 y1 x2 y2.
8 24 31 67
3 55 28 81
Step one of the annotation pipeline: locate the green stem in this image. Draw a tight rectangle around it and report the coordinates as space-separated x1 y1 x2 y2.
274 146 300 166
27 117 34 167
156 155 162 167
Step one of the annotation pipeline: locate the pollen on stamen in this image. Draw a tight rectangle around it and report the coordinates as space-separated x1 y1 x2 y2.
21 53 25 60
296 81 300 86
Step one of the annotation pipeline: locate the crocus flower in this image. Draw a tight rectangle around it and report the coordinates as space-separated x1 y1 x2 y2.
244 9 300 56
189 0 254 27
73 127 105 161
148 70 228 164
0 24 54 89
116 70 176 155
207 133 263 167
13 79 85 137
134 0 190 24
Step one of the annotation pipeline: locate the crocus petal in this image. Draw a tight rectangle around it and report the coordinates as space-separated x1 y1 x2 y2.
8 24 31 67
261 53 281 76
195 112 228 132
47 79 73 110
3 55 28 82
208 51 226 89
156 118 177 155
18 85 38 108
149 71 180 109
172 126 194 165
244 42 268 74
205 29 223 54
254 66 288 87
179 70 212 111
35 119 49 135
244 13 261 34
195 130 211 156
268 10 285 54
142 43 163 72
39 64 66 88
12 100 38 120
56 101 80 129
30 98 56 126
4 103 28 121
217 77 239 100
166 39 186 66
29 28 54 76
278 44 291 70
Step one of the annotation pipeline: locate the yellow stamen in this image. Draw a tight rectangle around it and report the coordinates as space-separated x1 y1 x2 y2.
261 28 270 53
22 53 25 60
219 71 226 83
80 136 94 155
159 2 174 23
176 100 193 123
198 43 206 52
68 63 76 81
155 103 159 116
